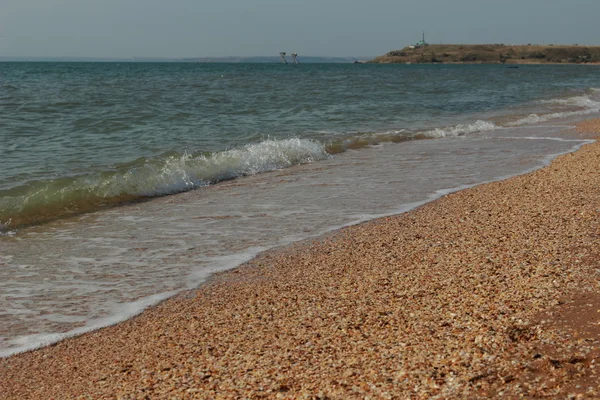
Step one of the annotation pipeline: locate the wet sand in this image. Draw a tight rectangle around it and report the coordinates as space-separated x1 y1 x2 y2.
2 120 600 398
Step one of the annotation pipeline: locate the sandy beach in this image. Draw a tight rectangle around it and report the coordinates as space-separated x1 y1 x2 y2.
1 120 600 398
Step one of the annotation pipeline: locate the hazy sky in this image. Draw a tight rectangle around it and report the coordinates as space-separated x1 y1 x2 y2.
1 0 598 58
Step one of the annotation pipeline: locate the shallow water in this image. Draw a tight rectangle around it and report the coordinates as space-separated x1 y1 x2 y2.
1 63 599 356
2 63 600 228
1 120 596 356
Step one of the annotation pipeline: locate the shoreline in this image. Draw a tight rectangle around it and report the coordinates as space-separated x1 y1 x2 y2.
2 121 600 398
0 130 592 359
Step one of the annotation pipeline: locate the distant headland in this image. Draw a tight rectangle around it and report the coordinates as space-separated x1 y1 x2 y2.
369 44 600 64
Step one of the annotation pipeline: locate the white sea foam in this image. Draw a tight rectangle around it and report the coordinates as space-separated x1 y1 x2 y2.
540 95 600 108
509 93 600 126
507 108 600 126
0 290 180 358
0 219 16 236
421 120 499 138
107 138 330 197
2 138 330 217
498 136 590 142
1 125 594 358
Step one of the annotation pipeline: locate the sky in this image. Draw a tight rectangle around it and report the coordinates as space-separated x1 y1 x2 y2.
1 0 599 59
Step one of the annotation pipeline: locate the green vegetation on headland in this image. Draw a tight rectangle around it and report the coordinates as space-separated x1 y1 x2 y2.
369 44 600 64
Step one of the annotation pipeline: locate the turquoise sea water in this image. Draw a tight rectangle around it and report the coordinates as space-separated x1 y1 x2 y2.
1 62 600 229
0 62 599 356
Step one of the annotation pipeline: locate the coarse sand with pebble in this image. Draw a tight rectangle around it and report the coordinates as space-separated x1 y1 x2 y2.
2 120 600 399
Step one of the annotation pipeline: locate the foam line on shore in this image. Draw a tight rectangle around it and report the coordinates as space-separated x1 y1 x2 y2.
0 131 594 359
331 137 594 230
0 245 273 358
0 290 180 358
489 136 593 142
3 120 600 398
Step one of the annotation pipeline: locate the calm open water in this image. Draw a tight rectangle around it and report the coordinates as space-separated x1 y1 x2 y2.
0 62 599 356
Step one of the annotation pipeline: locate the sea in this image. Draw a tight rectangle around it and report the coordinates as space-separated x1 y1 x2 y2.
1 62 599 357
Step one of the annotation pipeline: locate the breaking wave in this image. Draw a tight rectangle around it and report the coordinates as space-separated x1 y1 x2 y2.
508 92 600 126
2 85 598 231
508 108 600 126
322 121 500 153
419 120 499 138
0 138 329 228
